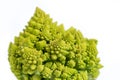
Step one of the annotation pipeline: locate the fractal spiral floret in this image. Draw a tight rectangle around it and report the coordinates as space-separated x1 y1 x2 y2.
8 7 102 80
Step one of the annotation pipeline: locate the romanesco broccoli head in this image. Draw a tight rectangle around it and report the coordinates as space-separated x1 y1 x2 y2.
8 7 102 80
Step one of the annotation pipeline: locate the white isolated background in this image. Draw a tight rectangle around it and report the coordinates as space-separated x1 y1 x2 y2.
0 0 120 80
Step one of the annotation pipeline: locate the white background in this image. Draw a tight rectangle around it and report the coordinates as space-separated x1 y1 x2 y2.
0 0 120 80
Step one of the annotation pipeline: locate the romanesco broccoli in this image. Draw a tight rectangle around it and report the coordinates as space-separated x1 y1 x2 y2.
8 7 102 80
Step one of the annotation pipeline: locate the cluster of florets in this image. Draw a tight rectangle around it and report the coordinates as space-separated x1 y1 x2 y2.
8 7 102 80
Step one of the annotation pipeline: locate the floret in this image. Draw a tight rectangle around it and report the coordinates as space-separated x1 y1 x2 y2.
8 7 102 80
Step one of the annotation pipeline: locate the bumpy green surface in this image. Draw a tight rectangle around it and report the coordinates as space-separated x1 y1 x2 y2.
8 7 102 80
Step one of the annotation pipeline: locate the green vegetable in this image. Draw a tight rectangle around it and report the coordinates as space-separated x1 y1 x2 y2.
8 7 102 80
